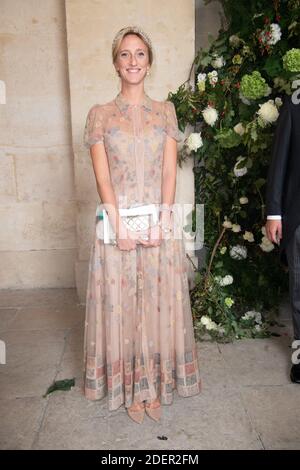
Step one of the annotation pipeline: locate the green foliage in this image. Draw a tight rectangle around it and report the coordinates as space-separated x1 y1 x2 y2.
169 0 299 341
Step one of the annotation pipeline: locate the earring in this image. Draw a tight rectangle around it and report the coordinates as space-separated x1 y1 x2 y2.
146 69 150 76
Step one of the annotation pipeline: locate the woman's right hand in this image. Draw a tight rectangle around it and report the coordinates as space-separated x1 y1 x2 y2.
116 227 137 251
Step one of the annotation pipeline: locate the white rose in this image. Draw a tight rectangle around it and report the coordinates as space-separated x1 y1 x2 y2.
257 100 279 124
233 157 248 177
202 105 219 126
239 197 248 204
243 231 255 242
232 224 241 233
186 132 203 152
223 219 233 229
233 123 245 136
260 236 275 252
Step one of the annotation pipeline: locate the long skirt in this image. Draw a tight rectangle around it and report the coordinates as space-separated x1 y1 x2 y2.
82 229 201 411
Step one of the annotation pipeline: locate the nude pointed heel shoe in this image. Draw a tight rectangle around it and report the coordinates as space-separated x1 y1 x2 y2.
127 402 145 424
145 398 161 422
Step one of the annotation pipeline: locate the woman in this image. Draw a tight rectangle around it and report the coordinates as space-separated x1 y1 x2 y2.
83 25 201 424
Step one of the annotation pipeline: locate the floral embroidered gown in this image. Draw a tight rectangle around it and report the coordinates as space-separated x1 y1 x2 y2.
83 91 201 411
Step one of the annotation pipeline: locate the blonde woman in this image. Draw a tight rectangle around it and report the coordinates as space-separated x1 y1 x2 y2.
83 26 201 424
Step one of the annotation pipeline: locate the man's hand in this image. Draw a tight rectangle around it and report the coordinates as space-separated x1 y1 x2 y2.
265 219 282 245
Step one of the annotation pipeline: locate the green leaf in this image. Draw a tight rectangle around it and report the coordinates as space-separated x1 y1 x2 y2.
246 158 253 169
254 178 266 189
214 129 242 148
43 378 75 397
263 56 283 78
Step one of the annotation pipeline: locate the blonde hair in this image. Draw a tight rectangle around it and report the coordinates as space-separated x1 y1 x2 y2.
112 26 153 67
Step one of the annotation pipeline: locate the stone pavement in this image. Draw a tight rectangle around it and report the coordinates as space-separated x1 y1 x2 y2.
0 289 299 450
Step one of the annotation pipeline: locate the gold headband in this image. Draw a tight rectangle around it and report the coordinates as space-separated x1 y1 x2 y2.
112 26 152 53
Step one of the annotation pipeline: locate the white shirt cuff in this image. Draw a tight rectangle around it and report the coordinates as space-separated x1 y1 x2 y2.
267 215 282 220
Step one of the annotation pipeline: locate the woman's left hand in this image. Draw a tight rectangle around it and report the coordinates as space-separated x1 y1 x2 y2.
136 223 162 247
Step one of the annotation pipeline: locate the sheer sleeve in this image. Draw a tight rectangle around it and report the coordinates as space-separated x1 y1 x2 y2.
164 100 181 142
83 105 105 148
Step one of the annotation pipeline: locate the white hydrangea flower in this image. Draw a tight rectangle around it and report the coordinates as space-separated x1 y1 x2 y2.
202 105 218 126
255 324 262 331
255 312 262 323
275 97 283 107
211 55 225 68
232 224 241 233
260 236 275 252
219 275 234 286
268 23 282 45
242 310 262 324
186 132 203 152
257 100 279 124
233 123 245 135
205 319 218 331
233 157 248 177
200 315 217 330
200 315 210 326
243 231 255 242
239 196 248 204
230 245 247 260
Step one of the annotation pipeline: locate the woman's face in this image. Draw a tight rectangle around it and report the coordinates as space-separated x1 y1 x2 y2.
115 34 150 85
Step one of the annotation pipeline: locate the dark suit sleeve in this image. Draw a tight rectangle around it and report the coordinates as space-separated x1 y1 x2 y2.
266 95 292 217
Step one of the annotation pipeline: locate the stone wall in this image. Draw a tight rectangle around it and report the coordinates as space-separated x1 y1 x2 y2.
0 0 76 288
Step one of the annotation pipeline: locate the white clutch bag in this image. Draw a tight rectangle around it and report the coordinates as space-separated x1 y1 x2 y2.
96 203 159 245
